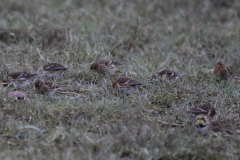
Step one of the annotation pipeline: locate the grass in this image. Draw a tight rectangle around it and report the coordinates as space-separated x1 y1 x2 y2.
0 0 240 159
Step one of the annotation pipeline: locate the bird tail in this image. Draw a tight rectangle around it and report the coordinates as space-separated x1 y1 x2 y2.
112 61 123 66
234 76 240 80
19 74 38 78
0 82 9 85
141 83 152 86
179 73 188 77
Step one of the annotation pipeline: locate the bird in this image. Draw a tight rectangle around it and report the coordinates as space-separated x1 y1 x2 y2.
233 110 240 122
186 103 216 117
34 79 60 96
90 59 122 75
8 91 30 102
195 114 232 135
112 77 150 94
152 69 188 81
214 62 239 81
42 61 67 79
236 124 240 139
36 48 67 79
1 71 37 88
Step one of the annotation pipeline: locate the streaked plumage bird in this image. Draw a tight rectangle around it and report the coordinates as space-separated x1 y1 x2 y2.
90 59 122 75
214 62 239 81
195 114 232 135
152 69 188 81
233 110 240 122
1 71 37 88
112 77 150 94
35 79 60 96
237 124 240 139
187 104 216 117
8 91 30 102
43 61 67 79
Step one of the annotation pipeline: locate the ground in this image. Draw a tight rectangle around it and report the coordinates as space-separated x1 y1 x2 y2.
0 0 240 159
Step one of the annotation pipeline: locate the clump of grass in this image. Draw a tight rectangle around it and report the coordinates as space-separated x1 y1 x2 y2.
39 27 72 49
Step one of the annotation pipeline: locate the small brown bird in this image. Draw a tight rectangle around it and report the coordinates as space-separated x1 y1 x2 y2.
43 61 67 79
112 77 150 94
214 62 239 81
35 79 60 96
195 114 232 135
152 69 188 81
233 110 240 122
8 91 30 102
187 104 216 117
1 71 37 88
237 124 240 139
90 59 122 75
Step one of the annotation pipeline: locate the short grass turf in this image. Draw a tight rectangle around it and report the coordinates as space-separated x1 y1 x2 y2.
0 0 240 159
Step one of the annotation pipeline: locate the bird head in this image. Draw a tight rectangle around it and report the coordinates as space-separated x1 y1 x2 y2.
34 79 44 88
216 62 224 68
195 114 209 129
237 124 240 134
112 80 118 88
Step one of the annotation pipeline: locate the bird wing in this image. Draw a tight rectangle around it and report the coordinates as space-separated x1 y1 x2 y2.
43 80 58 88
19 72 37 79
124 79 143 87
44 62 67 70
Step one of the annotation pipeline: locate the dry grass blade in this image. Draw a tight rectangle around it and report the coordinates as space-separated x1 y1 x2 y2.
125 19 141 51
57 91 86 97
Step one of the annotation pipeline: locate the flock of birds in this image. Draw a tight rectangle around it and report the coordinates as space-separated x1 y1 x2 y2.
0 59 240 137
